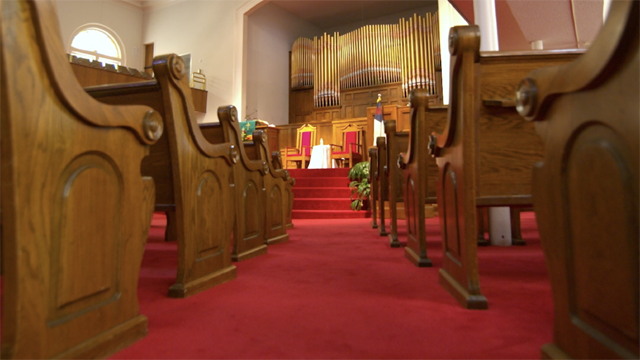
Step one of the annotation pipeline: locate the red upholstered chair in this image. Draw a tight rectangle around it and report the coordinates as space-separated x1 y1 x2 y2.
283 124 316 169
331 124 363 168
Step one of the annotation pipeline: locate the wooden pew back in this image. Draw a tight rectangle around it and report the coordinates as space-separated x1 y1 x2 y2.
382 121 409 247
368 147 379 229
376 136 389 237
254 131 293 245
1 1 161 357
430 25 583 309
517 1 638 357
86 55 239 297
200 117 269 261
398 89 448 267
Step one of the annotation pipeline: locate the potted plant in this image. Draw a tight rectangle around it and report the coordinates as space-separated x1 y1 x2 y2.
348 161 370 211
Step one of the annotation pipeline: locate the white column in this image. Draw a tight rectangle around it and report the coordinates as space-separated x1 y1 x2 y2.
531 40 544 50
603 0 613 23
473 0 512 245
437 0 468 105
473 0 499 51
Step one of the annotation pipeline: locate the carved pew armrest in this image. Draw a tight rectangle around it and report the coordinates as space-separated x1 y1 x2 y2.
398 152 408 170
428 132 443 158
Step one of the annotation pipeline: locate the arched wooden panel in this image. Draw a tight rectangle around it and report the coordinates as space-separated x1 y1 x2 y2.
565 124 638 350
243 180 261 240
441 165 461 260
51 154 122 323
195 171 224 258
270 185 284 231
406 176 417 238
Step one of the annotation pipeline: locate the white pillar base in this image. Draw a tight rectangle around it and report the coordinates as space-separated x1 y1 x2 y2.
489 207 512 246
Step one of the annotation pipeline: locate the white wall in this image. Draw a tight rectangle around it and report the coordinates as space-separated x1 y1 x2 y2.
245 3 320 125
55 0 145 70
143 0 240 123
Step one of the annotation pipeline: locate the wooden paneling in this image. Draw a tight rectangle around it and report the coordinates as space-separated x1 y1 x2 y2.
278 117 368 160
71 60 208 113
517 1 639 357
289 82 407 124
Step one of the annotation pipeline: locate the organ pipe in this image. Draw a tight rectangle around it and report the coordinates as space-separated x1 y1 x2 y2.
290 11 440 107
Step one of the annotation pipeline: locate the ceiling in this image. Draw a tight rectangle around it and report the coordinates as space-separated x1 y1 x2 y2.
127 0 604 50
270 1 436 30
448 0 603 49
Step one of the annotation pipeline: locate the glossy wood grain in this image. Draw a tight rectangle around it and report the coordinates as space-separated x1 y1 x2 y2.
254 131 292 245
398 89 447 267
211 109 269 262
86 55 238 298
383 121 409 249
517 1 638 358
1 1 160 357
368 147 379 229
429 25 583 309
376 137 389 237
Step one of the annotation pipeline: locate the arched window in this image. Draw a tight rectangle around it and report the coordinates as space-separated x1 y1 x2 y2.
69 24 125 66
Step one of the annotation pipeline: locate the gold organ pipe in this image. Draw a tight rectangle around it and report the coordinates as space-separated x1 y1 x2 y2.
400 19 406 97
367 25 373 86
410 16 415 94
421 15 427 91
425 14 430 92
430 13 436 92
420 15 424 89
292 11 440 104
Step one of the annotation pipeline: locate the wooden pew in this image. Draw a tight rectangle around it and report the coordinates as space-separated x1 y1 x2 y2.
1 0 161 357
86 55 238 297
368 147 379 229
253 131 293 245
515 1 638 357
429 25 583 309
383 121 409 248
398 89 448 267
271 151 295 230
376 136 389 237
199 119 269 260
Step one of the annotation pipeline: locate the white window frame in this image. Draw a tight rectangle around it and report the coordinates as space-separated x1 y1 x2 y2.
68 23 126 66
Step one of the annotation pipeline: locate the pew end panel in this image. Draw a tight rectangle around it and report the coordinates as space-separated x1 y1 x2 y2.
368 147 379 229
517 1 639 358
376 136 389 237
430 24 585 309
399 89 447 269
204 109 269 262
382 120 407 249
254 131 292 245
430 25 488 310
1 0 162 357
86 55 239 298
270 151 295 229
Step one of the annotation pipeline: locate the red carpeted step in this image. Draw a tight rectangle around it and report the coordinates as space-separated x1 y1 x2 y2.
288 168 350 178
293 187 352 198
294 177 351 188
293 198 354 211
287 167 368 220
292 209 371 219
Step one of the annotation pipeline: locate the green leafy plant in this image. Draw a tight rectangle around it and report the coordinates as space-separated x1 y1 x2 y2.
348 161 370 211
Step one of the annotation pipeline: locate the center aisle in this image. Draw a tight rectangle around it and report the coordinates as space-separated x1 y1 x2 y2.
111 214 552 359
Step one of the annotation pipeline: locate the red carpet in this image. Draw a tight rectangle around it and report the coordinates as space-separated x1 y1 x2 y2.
289 168 372 219
110 212 553 359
